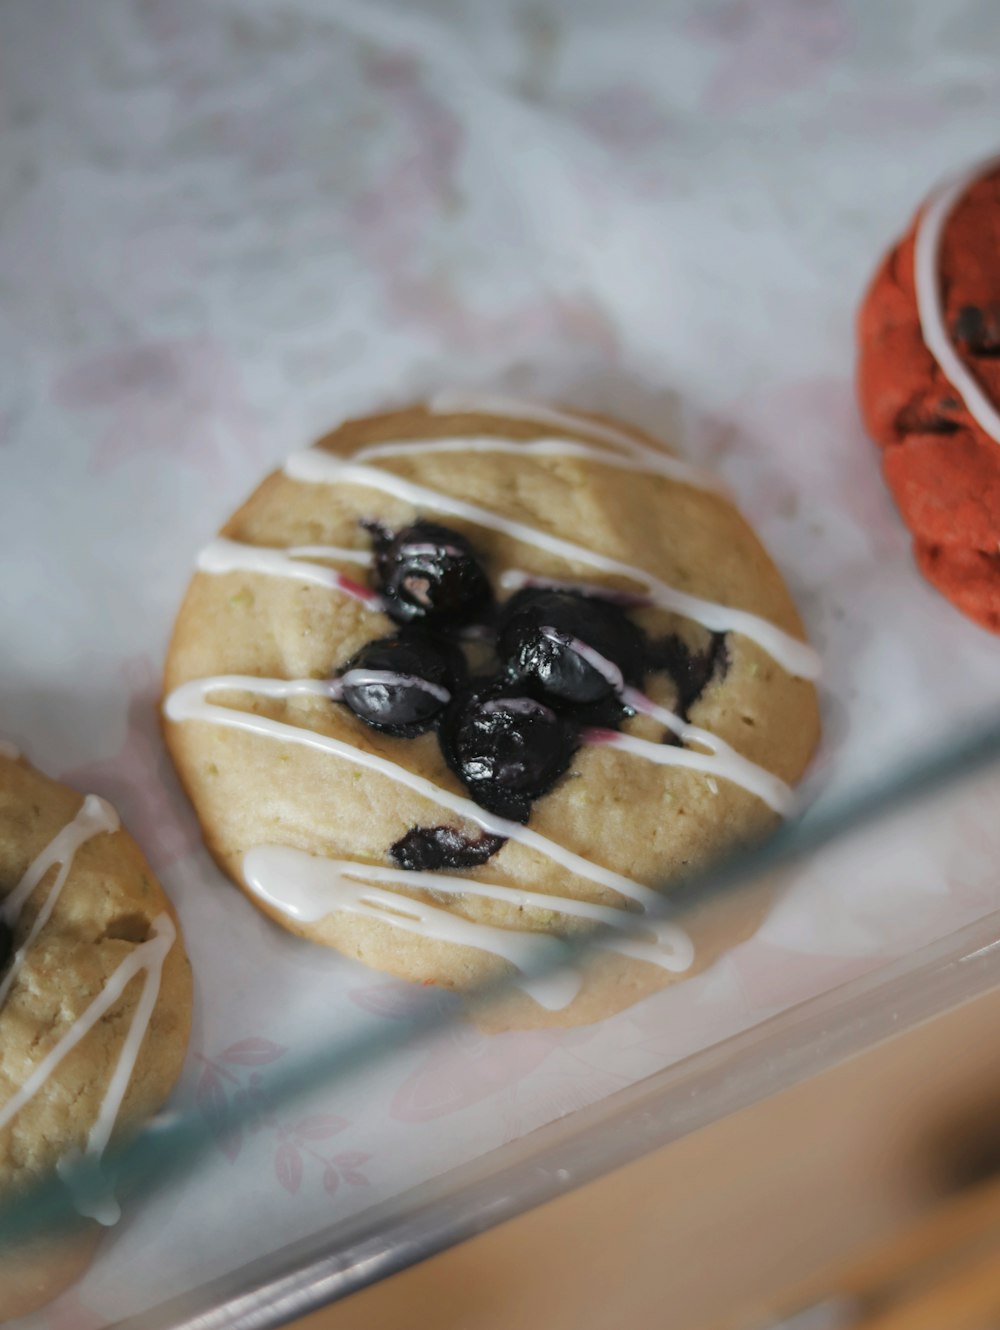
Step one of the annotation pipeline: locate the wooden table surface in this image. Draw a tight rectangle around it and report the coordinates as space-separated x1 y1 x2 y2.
300 984 1000 1330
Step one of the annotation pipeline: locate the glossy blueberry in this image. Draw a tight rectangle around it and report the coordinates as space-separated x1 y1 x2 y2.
440 679 580 822
370 521 493 627
339 632 466 737
389 825 507 871
496 588 646 709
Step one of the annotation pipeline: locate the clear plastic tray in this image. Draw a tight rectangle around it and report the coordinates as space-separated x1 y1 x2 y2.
4 1 1000 1326
6 721 1000 1330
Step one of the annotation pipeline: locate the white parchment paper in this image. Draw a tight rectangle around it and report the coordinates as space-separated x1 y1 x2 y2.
3 0 1000 1322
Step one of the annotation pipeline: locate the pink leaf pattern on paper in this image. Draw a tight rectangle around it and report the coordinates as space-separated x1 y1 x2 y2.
196 1064 227 1122
689 0 852 110
334 1152 372 1187
219 1037 288 1066
322 1164 340 1196
61 655 202 873
53 337 261 476
390 1028 565 1123
333 1151 371 1171
195 1063 242 1163
293 1115 348 1141
196 1039 370 1197
275 1141 303 1194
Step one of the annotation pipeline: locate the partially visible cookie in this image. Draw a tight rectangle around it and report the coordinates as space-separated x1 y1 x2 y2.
163 396 820 1029
0 748 193 1317
858 158 1000 632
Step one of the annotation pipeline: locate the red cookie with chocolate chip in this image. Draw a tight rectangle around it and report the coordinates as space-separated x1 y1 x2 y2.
857 159 1000 633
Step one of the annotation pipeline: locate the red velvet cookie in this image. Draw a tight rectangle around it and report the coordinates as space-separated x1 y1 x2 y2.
857 160 1000 633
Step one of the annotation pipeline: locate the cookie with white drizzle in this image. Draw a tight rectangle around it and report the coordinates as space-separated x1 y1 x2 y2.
163 398 819 1029
0 749 192 1318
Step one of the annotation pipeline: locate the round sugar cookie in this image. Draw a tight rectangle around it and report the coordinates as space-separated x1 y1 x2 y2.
0 748 192 1317
163 396 820 1030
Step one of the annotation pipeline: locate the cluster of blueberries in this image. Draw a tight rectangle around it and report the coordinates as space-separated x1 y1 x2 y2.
338 522 726 856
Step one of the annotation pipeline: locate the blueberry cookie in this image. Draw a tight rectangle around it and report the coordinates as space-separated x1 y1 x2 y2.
858 156 1000 633
163 395 820 1029
0 747 192 1317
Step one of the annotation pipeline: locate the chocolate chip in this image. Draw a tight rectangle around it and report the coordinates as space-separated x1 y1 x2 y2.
389 825 507 871
895 398 962 437
952 304 1000 357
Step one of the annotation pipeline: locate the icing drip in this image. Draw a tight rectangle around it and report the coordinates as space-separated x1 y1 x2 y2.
0 795 120 1007
0 741 20 761
0 794 176 1225
282 451 820 680
541 628 794 815
914 157 1000 446
353 433 726 494
244 846 693 1010
198 537 382 611
56 915 176 1225
243 846 581 1010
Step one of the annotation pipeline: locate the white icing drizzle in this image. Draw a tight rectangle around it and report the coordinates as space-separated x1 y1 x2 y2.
622 691 793 814
541 627 794 815
353 433 726 493
243 846 581 1010
283 451 820 680
243 847 693 1010
0 741 20 761
0 795 120 1007
914 156 1000 445
0 795 176 1225
587 728 792 815
429 391 722 495
0 915 177 1225
56 914 176 1225
198 537 382 611
163 675 663 910
339 669 451 704
540 627 626 693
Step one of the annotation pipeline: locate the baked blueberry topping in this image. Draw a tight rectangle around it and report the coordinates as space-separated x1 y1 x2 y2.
389 825 507 871
649 632 729 717
370 521 493 627
497 588 646 710
339 632 466 737
440 680 580 822
0 920 10 973
952 303 1000 357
